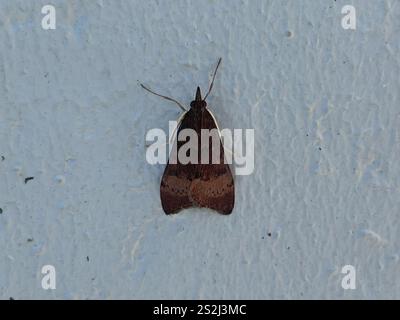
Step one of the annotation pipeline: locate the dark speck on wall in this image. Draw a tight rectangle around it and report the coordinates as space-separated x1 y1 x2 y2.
268 233 272 237
24 177 34 184
1 156 4 161
86 256 89 262
27 238 33 242
0 208 3 214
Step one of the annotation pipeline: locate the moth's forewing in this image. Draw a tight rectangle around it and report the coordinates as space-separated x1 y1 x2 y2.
160 109 197 214
160 163 192 214
191 108 234 214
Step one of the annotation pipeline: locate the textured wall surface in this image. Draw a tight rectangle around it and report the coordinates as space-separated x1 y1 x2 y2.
0 0 399 299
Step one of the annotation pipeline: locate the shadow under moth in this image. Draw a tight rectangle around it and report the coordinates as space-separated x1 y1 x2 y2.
141 58 234 215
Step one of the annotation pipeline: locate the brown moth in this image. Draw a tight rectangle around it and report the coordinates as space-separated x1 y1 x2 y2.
141 58 234 215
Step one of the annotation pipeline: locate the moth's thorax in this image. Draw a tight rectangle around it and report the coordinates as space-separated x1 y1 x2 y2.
190 100 207 110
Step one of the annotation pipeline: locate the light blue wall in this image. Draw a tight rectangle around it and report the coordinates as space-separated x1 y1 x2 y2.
0 0 399 299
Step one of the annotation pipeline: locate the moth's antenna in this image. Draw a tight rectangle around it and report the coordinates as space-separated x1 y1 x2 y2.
204 57 222 101
140 83 187 112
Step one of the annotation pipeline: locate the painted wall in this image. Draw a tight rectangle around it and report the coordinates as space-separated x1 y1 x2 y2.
0 0 399 299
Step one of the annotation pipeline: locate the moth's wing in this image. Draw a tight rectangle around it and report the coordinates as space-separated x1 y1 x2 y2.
160 163 193 214
190 108 235 215
160 109 197 214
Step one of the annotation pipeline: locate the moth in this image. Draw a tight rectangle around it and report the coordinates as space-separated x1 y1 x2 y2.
141 58 234 215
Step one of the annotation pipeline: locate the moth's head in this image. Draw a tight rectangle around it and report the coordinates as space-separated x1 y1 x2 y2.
190 87 207 109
